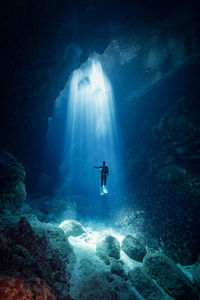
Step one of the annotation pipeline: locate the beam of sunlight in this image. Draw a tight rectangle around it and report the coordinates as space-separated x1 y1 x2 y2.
61 55 123 199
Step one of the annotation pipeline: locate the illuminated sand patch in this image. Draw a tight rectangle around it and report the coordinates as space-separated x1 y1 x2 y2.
67 223 142 298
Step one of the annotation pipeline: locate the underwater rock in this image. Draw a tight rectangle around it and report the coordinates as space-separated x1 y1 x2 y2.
0 277 56 300
0 182 27 208
0 203 39 232
0 215 75 300
121 235 146 262
194 257 200 289
110 258 126 278
143 251 199 299
128 267 171 300
0 151 26 207
96 235 121 265
59 219 85 237
158 165 186 183
177 263 197 284
77 271 144 300
152 106 200 161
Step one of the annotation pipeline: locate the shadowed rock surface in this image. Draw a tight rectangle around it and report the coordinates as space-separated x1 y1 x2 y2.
96 235 120 265
0 277 56 300
128 266 171 300
0 212 75 300
121 235 146 262
96 235 121 265
77 271 144 300
0 151 26 206
143 251 199 300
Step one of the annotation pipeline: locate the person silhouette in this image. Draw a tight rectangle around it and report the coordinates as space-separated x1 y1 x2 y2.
93 161 109 194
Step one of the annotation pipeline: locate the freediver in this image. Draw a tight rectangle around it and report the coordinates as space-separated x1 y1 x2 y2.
93 161 109 194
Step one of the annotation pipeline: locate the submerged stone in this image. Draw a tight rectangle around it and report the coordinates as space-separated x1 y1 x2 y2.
143 251 199 300
194 256 200 289
77 271 144 300
96 235 120 265
128 266 171 300
59 219 85 237
0 277 56 300
0 151 26 207
121 235 146 262
110 258 126 278
0 215 75 299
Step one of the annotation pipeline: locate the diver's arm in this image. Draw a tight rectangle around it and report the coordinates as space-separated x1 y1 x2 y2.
93 166 102 169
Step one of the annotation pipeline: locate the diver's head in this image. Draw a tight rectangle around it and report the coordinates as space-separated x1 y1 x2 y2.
103 161 106 166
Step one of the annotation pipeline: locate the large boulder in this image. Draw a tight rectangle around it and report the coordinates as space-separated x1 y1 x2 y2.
0 203 38 231
121 235 146 262
0 216 75 300
96 235 120 265
59 219 85 237
128 267 171 300
143 251 199 299
0 151 26 206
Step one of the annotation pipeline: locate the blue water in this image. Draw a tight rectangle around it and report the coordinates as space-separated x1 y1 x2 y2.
45 55 124 218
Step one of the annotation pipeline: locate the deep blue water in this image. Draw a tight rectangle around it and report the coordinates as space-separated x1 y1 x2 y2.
43 55 125 219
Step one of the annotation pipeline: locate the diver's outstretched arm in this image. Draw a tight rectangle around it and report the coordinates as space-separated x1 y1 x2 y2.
93 166 101 169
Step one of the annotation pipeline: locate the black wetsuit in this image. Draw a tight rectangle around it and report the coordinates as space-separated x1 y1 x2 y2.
101 165 109 187
94 165 109 187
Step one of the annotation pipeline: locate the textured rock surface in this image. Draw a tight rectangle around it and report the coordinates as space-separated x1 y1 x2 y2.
128 267 171 300
0 151 26 206
59 219 85 237
110 258 126 278
0 212 75 300
115 60 200 265
194 257 200 289
0 277 56 300
143 251 199 299
121 235 146 262
96 235 120 265
77 271 144 300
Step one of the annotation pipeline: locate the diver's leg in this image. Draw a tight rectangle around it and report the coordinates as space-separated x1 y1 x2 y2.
103 176 108 193
101 175 103 187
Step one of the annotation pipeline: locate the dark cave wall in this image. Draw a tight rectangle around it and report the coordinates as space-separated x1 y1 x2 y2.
0 0 81 189
95 3 200 263
114 59 200 264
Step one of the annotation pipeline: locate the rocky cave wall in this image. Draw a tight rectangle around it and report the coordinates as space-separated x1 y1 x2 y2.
99 13 200 264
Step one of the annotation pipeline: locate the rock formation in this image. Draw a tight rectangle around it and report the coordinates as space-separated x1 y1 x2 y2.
0 151 26 207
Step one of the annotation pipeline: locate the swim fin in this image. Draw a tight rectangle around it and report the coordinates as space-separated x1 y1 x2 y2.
100 186 104 195
103 185 108 194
